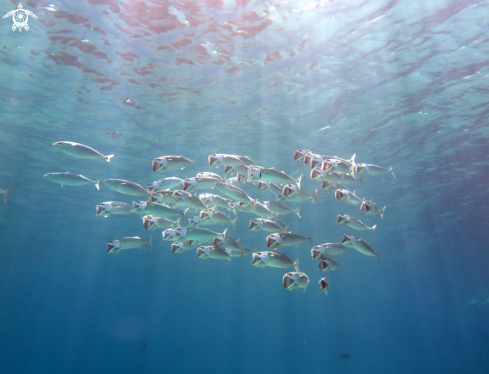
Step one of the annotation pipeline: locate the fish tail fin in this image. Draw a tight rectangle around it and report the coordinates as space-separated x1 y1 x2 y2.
296 174 303 188
2 188 8 203
303 285 308 293
389 167 396 178
231 217 238 229
94 179 101 190
312 189 319 204
371 224 377 235
376 252 383 264
381 206 386 218
222 227 228 238
294 258 299 272
295 205 302 218
149 236 153 249
324 290 328 296
308 232 314 245
359 174 365 186
175 216 182 228
228 252 233 263
349 153 356 164
105 154 115 162
182 207 189 222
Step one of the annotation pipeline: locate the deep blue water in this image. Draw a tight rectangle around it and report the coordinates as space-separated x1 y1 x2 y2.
1 0 489 373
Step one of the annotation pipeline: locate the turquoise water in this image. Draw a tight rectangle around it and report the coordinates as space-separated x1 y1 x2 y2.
1 0 489 373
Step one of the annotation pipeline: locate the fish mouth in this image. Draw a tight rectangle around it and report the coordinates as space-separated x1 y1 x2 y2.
237 174 246 182
311 168 322 180
172 244 181 253
310 159 320 168
267 237 277 248
363 204 371 213
319 260 329 271
209 155 218 166
197 249 204 258
322 162 332 171
172 190 183 199
249 221 257 230
335 190 344 200
337 215 346 225
319 279 328 291
96 205 105 216
152 159 163 172
106 243 114 252
283 275 294 289
251 256 258 265
312 249 321 260
342 234 352 245
294 150 305 161
257 181 266 191
224 165 233 174
143 219 154 230
183 181 192 191
213 237 223 246
304 155 311 165
283 186 294 197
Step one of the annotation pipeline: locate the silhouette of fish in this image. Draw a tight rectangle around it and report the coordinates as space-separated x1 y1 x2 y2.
339 353 350 360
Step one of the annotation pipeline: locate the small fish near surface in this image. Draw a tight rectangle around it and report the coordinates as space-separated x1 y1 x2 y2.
0 188 9 203
107 236 152 254
96 201 133 217
251 251 298 270
267 232 313 249
283 260 309 292
45 172 101 190
337 214 376 234
342 233 382 263
152 155 193 172
53 141 114 162
104 179 147 196
360 200 386 218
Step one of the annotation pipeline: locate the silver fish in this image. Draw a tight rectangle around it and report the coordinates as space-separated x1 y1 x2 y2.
205 209 238 228
162 228 179 241
172 240 200 254
335 189 363 205
342 233 382 263
360 200 386 218
257 181 283 195
107 236 152 254
104 179 147 196
53 141 114 162
196 245 232 261
0 188 8 203
319 258 339 272
174 227 224 242
353 163 395 178
183 176 222 192
251 200 275 217
143 215 180 230
146 177 184 192
337 214 376 233
282 183 319 204
209 154 252 168
96 201 132 217
196 171 224 180
267 232 313 249
199 193 235 210
321 182 350 193
150 190 178 205
311 243 349 260
310 168 343 183
152 155 193 172
293 149 311 163
259 168 302 185
318 277 330 295
252 251 297 270
247 166 264 182
172 190 208 210
214 182 254 204
283 261 309 291
45 172 101 190
249 218 287 232
261 201 301 218
213 229 242 253
131 201 185 219
322 159 351 174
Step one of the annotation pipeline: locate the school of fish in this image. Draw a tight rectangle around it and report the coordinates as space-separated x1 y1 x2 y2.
41 141 395 294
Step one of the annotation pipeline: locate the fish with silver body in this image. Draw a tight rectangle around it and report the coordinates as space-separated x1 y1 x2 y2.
261 201 301 218
267 232 313 249
199 193 235 210
107 236 152 254
319 258 339 272
318 277 330 295
252 251 298 270
282 183 319 204
174 227 224 243
152 155 193 172
322 159 352 174
283 261 309 292
225 176 247 185
162 228 179 241
183 176 223 192
196 172 223 180
337 214 376 234
360 200 386 218
310 168 343 183
353 163 395 178
249 218 287 232
131 201 185 219
172 190 208 211
208 154 253 168
335 189 363 205
214 182 254 204
45 172 101 190
53 141 114 162
143 215 180 230
213 228 242 253
247 166 264 182
96 201 132 217
172 240 200 254
149 190 178 205
321 181 350 193
342 233 382 263
293 149 311 163
257 181 283 196
259 168 302 185
202 209 237 228
250 200 275 217
104 179 147 196
146 177 184 192
196 245 232 261
311 243 349 260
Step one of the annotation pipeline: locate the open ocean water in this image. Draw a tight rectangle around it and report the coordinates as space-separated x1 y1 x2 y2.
1 0 489 373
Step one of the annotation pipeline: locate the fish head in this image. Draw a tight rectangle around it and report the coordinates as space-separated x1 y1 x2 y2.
106 240 120 253
283 272 299 290
322 160 334 172
249 219 260 231
172 242 185 254
199 210 211 220
283 184 297 197
183 178 196 191
251 252 268 267
342 233 356 247
310 156 323 169
143 215 157 230
148 194 159 203
224 165 234 174
310 167 324 180
360 201 373 214
267 234 281 248
337 214 350 226
257 181 269 191
162 229 177 241
294 149 309 162
199 193 211 204
208 154 223 166
237 173 247 182
152 157 168 172
96 203 111 216
356 163 368 174
319 259 330 271
146 181 159 192
175 228 187 239
172 190 185 201
318 277 329 293
303 153 313 165
335 189 348 201
188 216 200 227
131 200 147 212
247 167 261 182
196 246 210 259
213 236 225 247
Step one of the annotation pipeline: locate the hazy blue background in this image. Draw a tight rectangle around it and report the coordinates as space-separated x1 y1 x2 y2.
1 0 488 373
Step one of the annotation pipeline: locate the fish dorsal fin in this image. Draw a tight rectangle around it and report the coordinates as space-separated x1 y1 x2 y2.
222 227 228 238
237 239 241 244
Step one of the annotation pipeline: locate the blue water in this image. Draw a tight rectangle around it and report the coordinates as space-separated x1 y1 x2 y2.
1 0 489 373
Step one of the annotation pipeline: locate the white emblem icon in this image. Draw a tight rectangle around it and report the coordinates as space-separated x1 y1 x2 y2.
3 3 38 32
